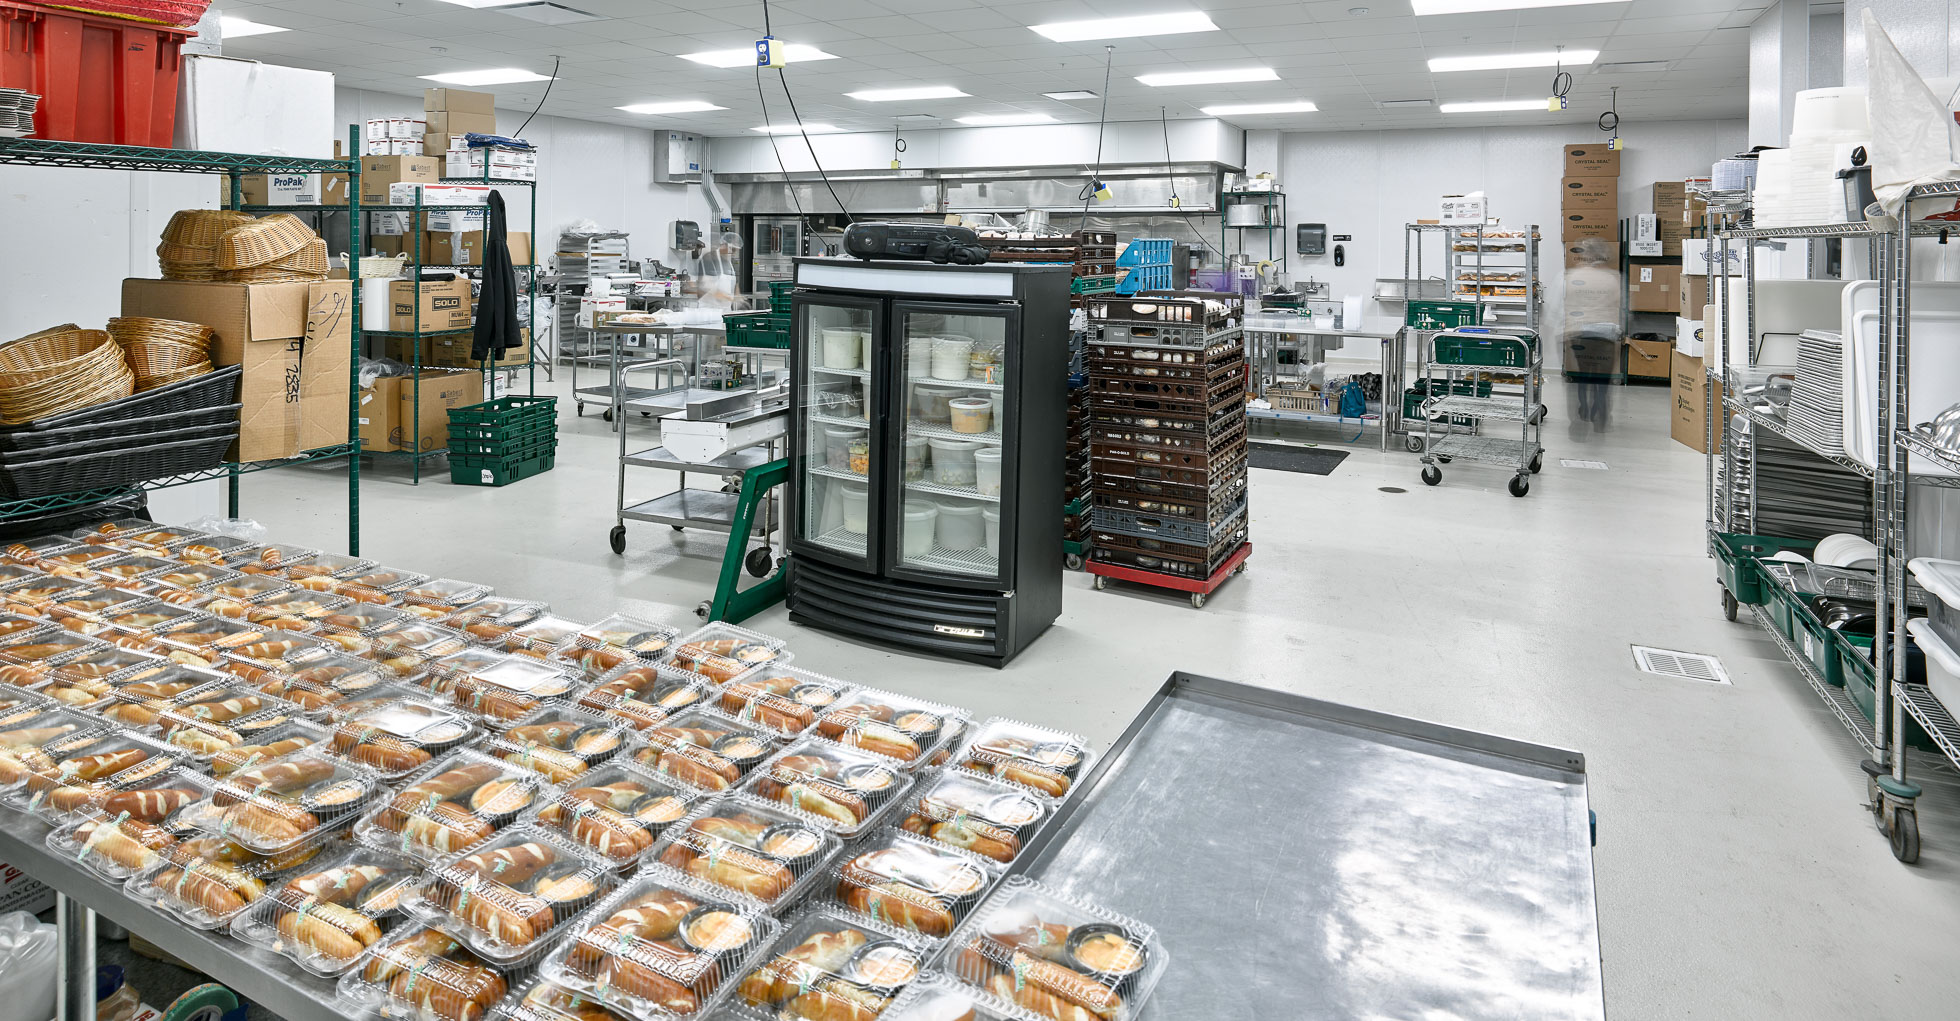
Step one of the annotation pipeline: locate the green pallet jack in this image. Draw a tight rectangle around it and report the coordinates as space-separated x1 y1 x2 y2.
698 457 790 624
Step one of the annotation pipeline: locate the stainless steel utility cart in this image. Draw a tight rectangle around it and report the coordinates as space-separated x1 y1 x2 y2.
1417 327 1546 497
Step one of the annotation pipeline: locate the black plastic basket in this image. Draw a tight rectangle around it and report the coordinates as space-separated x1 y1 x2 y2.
0 365 242 437
0 430 238 500
0 406 242 458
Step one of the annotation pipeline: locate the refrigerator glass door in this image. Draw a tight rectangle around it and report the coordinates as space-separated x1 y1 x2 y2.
799 298 880 566
892 303 1013 582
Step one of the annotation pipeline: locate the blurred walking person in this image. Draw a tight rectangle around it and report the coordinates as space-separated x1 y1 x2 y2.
1563 238 1622 435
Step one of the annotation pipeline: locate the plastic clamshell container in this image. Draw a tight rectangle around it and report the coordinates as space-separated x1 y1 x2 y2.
37 591 150 636
712 666 856 740
575 663 714 731
540 863 783 1020
3 729 186 823
284 553 375 582
493 980 641 1021
829 829 1002 941
741 737 914 839
116 679 300 734
667 624 790 685
247 589 356 627
25 756 210 827
316 602 413 637
145 562 247 594
403 823 618 966
426 651 581 726
951 718 1097 802
441 597 547 632
934 876 1166 1020
37 545 132 579
334 923 517 1021
340 568 430 597
229 844 422 977
0 683 56 725
3 534 88 566
0 573 99 613
171 534 258 564
813 688 968 770
41 660 211 714
229 653 390 717
568 613 680 664
225 543 320 577
493 614 588 660
203 747 386 856
126 813 354 930
46 796 209 884
0 628 98 665
148 616 272 663
95 600 213 638
730 904 933 1018
192 571 293 602
291 574 405 607
901 770 1048 866
528 761 704 871
877 971 1025 1021
627 709 779 794
0 565 42 591
0 609 56 644
221 629 335 669
86 554 181 587
483 705 632 785
326 689 480 779
154 701 308 759
208 719 331 778
71 520 207 553
369 619 473 664
17 639 167 695
648 794 844 911
354 748 555 864
394 578 495 613
0 705 115 774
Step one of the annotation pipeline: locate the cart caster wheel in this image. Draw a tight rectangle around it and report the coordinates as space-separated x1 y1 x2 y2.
603 409 615 423
1233 563 1247 575
694 601 711 619
608 525 626 555
576 401 585 416
641 411 652 418
1064 553 1084 571
1420 466 1442 487
1405 436 1425 453
745 546 774 578
1092 575 1108 591
1722 589 1738 622
1190 592 1207 609
1436 455 1452 464
1891 806 1921 863
1529 452 1544 474
671 525 685 532
1508 475 1530 498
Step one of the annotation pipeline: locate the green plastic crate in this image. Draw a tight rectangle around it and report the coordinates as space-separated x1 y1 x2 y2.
1713 532 1819 607
448 395 557 448
724 311 791 349
452 428 557 461
451 446 557 487
1072 274 1120 295
1406 300 1481 329
769 280 795 315
1402 378 1492 425
1431 331 1540 368
1841 641 1938 750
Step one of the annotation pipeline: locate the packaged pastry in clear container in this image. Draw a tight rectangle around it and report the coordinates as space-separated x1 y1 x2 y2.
898 771 1047 866
483 705 631 784
125 818 349 930
335 923 515 1021
493 980 640 1021
648 795 843 911
713 666 855 740
361 620 473 678
86 554 182 587
877 971 1025 1021
313 601 410 638
104 677 298 732
145 615 271 667
0 609 55 644
0 627 98 665
355 749 552 863
554 614 680 680
244 589 355 630
208 718 330 777
0 683 55 725
731 905 932 1018
530 762 703 870
742 738 913 839
36 659 206 712
575 663 713 731
171 533 257 565
187 570 293 604
282 552 373 582
216 630 335 672
331 568 429 604
203 747 385 855
46 791 210 883
70 519 208 553
3 534 88 566
424 650 580 726
138 560 241 595
325 688 479 779
152 691 309 757
37 544 132 579
540 864 781 1020
1 728 185 815
403 824 617 966
393 578 494 616
829 829 1001 940
951 719 1095 801
813 689 967 769
667 624 788 685
229 844 420 977
22 756 209 827
490 614 588 662
227 652 389 716
626 709 778 794
440 596 546 632
93 600 213 642
0 573 97 614
226 543 320 577
0 704 111 774
936 877 1166 1021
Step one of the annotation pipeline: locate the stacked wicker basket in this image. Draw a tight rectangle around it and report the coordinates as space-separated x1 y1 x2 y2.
158 210 328 283
0 326 134 426
107 317 216 391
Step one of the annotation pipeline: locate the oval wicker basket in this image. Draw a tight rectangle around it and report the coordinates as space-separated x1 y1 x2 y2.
0 329 134 425
107 317 215 351
134 362 213 392
161 209 254 248
213 214 316 270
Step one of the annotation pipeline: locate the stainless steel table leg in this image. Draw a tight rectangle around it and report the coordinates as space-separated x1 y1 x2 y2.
55 894 95 1021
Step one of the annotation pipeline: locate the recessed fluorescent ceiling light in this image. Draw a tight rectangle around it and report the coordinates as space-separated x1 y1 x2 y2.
503 3 602 25
1044 91 1098 101
1597 60 1672 73
1031 12 1218 42
753 123 840 134
616 101 724 115
420 68 553 86
1378 98 1434 108
1136 67 1278 87
1200 101 1318 115
847 86 968 102
1440 99 1549 112
219 16 287 37
1429 49 1596 72
956 113 1058 125
1412 0 1618 14
430 0 532 7
681 44 835 68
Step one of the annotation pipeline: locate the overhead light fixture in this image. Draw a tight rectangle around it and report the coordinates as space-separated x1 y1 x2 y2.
430 0 532 7
1597 60 1672 73
893 114 943 123
1043 90 1098 101
1377 98 1434 108
218 16 287 38
1428 50 1597 73
1439 99 1550 112
681 44 835 68
1200 100 1318 115
847 86 968 102
501 3 602 25
419 68 554 86
1030 12 1218 42
956 113 1058 126
1412 0 1619 14
1136 67 1278 87
616 100 724 115
753 123 841 134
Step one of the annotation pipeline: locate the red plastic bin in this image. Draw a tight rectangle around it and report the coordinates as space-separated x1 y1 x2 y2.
0 0 194 147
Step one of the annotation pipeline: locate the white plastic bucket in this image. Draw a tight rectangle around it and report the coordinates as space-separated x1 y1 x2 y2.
974 447 1002 497
936 501 985 550
840 483 869 534
903 501 938 558
931 337 974 381
929 437 982 486
949 397 993 435
907 338 933 379
823 328 862 369
990 390 1003 427
983 508 1000 556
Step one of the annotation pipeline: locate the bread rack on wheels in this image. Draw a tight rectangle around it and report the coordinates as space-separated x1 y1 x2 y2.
1416 326 1545 497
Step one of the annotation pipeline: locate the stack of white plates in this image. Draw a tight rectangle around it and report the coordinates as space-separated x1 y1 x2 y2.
1786 330 1847 455
0 89 39 139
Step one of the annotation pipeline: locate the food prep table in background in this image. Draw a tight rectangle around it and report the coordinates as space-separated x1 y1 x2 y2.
1243 315 1408 450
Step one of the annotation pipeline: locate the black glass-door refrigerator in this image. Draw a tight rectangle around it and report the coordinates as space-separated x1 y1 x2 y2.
785 258 1070 666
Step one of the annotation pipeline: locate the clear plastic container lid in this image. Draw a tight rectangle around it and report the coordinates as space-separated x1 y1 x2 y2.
426 651 581 726
494 980 639 1021
336 924 515 1021
0 682 53 725
227 652 389 716
209 719 330 778
0 565 40 591
315 603 412 637
149 616 271 665
172 534 257 564
0 628 97 665
192 571 293 602
0 573 96 613
900 770 1048 866
403 824 618 966
326 689 479 779
70 520 208 553
46 794 208 884
229 844 421 977
3 534 87 565
340 568 429 595
247 589 355 628
667 624 789 685
2 728 184 807
713 666 855 740
225 543 320 577
87 555 181 586
441 597 546 632
355 749 553 864
540 864 782 1020
291 575 403 607
731 905 931 1017
139 684 304 746
366 620 472 671
220 630 335 670
483 706 631 785
394 579 494 613
569 614 679 663
145 562 244 593
284 553 373 581
877 972 1024 1021
742 737 914 839
0 706 112 764
205 747 386 855
37 589 149 634
95 600 211 637
494 614 588 660
937 877 1166 1019
814 689 967 769
38 545 135 578
649 795 843 910
530 762 704 870
575 663 713 731
21 757 210 827
625 710 778 794
952 719 1096 801
0 609 55 643
830 830 1001 941
37 661 208 713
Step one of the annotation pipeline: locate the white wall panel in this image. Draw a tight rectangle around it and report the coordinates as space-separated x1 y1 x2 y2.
1844 0 1956 85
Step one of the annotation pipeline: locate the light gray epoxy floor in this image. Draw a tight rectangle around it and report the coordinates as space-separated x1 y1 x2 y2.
239 376 1960 1019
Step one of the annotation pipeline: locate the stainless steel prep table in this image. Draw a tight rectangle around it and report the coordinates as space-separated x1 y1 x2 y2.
1244 316 1409 450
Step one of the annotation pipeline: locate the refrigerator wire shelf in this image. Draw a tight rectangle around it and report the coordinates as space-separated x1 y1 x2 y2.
900 543 1000 578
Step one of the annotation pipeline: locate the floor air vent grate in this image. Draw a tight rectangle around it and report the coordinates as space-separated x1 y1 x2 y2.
1632 646 1730 684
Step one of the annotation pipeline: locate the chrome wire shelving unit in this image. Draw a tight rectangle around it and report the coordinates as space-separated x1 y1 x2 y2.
1403 222 1542 332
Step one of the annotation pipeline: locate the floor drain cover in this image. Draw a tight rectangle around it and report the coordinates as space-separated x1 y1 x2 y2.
1560 459 1609 470
1632 645 1730 684
1378 486 1407 493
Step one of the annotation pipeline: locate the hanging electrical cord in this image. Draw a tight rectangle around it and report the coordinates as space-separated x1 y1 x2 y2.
757 0 852 221
1550 49 1572 109
1161 105 1227 263
754 64 821 242
1077 45 1115 231
1598 86 1620 136
512 54 560 137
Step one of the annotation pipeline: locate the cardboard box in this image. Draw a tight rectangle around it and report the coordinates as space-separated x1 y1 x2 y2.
425 88 496 116
1684 244 1743 276
423 230 532 267
1676 317 1706 358
322 172 350 207
1561 208 1616 240
239 172 319 206
1628 264 1682 312
1672 350 1727 452
424 210 487 233
1564 143 1619 177
359 155 439 205
1439 193 1488 224
1629 240 1663 257
1649 181 1688 210
430 330 528 368
1634 214 1659 242
385 182 491 207
398 370 484 453
299 283 354 452
388 278 473 332
0 861 53 914
358 376 399 452
1563 241 1620 268
1560 177 1618 211
426 110 496 136
1680 273 1711 319
1627 337 1673 379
